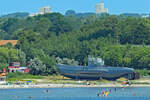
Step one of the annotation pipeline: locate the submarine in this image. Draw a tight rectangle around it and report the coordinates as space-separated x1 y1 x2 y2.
57 56 136 80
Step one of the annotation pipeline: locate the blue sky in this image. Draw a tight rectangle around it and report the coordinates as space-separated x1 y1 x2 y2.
0 0 150 15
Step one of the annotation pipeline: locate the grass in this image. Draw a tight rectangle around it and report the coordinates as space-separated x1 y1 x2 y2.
7 73 150 85
116 77 128 82
6 72 43 82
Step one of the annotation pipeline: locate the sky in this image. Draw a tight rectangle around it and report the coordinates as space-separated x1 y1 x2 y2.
0 0 150 15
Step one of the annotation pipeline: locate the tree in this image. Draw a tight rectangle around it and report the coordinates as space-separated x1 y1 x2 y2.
39 55 57 75
28 58 46 75
65 10 76 16
18 50 26 66
34 18 51 37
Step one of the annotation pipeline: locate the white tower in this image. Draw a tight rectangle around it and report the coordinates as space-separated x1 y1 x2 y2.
39 6 51 14
96 2 108 14
29 6 51 17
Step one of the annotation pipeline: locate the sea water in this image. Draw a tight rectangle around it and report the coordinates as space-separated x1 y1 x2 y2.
0 87 150 100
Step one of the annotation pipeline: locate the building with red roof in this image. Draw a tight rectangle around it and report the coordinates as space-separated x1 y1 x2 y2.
0 40 18 46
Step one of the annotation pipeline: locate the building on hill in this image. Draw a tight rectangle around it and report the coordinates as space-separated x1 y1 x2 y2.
8 62 20 73
39 6 51 14
18 67 30 73
0 40 18 46
96 2 108 14
8 62 30 73
29 6 51 17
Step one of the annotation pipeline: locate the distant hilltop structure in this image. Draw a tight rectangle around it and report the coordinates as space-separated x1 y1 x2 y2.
29 6 51 17
96 2 108 14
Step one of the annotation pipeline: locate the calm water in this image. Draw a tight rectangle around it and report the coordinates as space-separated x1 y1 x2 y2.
0 87 150 100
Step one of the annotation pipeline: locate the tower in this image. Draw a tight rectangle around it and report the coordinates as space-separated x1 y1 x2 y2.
96 2 108 14
39 6 51 14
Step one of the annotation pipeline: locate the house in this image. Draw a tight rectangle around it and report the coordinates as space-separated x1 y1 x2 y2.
8 62 30 73
8 66 20 73
8 62 20 73
18 67 30 73
0 40 18 46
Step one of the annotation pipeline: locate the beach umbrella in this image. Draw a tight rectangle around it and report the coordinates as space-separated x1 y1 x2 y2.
27 81 31 83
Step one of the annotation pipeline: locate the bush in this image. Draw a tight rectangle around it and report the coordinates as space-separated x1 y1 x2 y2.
28 58 46 75
136 69 150 76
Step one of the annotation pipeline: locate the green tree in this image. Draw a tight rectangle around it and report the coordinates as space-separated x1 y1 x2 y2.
28 58 46 75
18 50 26 66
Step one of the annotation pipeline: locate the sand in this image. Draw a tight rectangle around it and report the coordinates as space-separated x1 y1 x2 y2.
0 83 150 89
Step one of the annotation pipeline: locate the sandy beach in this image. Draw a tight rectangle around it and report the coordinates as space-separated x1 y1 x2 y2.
1 83 150 89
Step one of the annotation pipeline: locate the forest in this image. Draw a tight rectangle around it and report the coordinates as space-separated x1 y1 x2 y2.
0 13 150 75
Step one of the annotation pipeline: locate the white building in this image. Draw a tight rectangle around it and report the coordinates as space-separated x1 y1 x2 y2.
96 2 108 14
29 6 51 17
39 6 51 14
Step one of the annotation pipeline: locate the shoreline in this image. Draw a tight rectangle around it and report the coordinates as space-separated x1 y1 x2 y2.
1 83 150 89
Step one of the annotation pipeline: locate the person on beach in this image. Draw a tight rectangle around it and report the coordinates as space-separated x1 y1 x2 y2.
97 90 104 97
29 96 33 99
98 90 109 97
46 89 49 93
101 90 105 96
134 93 136 96
97 93 100 97
97 90 105 97
115 88 117 92
44 89 50 93
86 81 90 85
109 88 111 92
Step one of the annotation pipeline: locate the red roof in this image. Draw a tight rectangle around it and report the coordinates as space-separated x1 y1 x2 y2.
8 66 20 68
24 69 30 73
0 40 18 46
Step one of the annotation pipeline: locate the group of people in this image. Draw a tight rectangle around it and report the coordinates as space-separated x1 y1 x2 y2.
97 89 110 97
14 89 50 99
97 87 138 97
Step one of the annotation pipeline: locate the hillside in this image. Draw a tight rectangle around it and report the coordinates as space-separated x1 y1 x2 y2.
0 13 150 75
1 12 29 18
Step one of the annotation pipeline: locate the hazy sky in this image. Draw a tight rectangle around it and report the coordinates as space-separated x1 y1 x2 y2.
0 0 150 15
